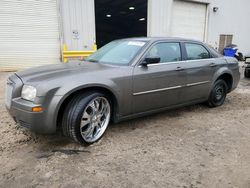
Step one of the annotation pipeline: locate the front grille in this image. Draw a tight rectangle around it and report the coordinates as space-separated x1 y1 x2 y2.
5 74 23 108
7 78 15 85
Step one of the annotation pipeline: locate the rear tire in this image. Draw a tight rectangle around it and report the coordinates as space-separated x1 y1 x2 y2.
62 92 111 145
207 79 228 108
245 69 250 78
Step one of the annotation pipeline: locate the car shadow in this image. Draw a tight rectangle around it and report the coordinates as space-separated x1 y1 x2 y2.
33 103 207 151
108 103 207 130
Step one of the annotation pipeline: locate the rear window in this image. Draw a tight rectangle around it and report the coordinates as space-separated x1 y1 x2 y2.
208 46 223 58
185 43 210 60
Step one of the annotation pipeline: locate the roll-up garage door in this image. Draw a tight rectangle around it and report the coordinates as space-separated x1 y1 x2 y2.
0 0 60 71
171 0 207 41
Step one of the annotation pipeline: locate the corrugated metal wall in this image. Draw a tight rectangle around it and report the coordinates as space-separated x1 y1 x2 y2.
0 0 60 71
60 0 96 51
147 0 173 37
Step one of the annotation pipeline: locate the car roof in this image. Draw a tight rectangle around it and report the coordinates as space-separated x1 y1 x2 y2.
121 37 202 43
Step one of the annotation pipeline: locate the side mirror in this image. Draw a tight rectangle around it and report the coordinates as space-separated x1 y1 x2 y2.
141 57 161 66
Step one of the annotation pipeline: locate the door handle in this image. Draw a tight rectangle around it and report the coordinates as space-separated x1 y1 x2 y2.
176 67 185 71
210 63 216 67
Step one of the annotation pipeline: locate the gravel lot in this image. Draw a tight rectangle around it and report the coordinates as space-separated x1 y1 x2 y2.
0 66 250 188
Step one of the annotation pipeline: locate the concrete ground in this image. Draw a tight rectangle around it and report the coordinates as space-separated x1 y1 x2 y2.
0 64 250 188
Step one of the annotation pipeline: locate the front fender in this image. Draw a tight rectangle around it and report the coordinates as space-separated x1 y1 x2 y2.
53 79 123 124
56 80 121 100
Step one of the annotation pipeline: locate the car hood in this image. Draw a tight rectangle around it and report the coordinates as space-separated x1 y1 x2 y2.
16 61 115 83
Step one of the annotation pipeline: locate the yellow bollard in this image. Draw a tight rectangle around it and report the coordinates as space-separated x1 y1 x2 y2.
62 44 97 63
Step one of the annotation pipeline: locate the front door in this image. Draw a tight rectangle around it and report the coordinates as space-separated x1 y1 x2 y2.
132 42 186 114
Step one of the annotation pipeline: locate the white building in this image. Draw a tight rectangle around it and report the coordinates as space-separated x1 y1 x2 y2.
0 0 250 71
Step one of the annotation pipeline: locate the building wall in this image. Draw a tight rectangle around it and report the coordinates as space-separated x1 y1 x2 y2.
58 0 250 58
1 0 249 71
60 0 96 51
207 0 250 55
148 0 250 55
0 0 60 71
147 0 173 37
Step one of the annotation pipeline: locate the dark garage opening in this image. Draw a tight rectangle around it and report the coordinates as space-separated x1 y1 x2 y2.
95 0 148 48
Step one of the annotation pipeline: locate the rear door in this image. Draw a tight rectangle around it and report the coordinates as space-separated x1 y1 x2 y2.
132 42 186 114
181 42 219 102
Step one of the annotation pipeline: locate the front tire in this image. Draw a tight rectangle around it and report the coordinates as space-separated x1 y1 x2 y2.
207 79 228 108
62 92 111 145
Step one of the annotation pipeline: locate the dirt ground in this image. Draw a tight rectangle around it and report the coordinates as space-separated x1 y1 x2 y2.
0 65 250 188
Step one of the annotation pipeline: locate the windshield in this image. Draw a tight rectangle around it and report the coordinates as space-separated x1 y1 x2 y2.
86 40 147 65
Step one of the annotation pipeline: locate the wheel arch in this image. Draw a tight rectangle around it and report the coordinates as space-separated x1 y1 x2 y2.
215 72 233 92
55 86 120 129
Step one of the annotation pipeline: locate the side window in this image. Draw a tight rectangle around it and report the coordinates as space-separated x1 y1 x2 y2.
185 43 210 60
146 42 181 63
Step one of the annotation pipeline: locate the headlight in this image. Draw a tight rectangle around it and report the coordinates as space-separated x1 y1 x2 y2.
21 85 37 101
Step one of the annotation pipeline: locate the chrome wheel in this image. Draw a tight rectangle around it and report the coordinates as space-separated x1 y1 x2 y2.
80 97 111 143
